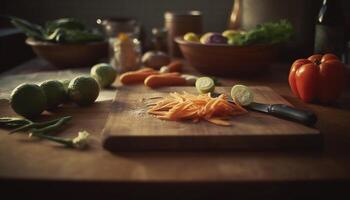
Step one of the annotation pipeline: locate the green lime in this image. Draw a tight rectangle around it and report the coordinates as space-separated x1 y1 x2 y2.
222 30 238 38
61 79 71 91
61 79 71 103
230 84 254 106
90 63 117 88
68 76 100 106
10 83 47 118
195 77 215 94
184 32 199 42
40 80 66 109
223 30 245 45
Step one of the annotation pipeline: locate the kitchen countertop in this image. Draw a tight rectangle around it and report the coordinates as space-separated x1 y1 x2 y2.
1 58 350 199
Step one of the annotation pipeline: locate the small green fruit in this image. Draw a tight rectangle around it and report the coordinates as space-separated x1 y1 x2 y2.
10 83 47 118
195 77 215 94
61 79 71 103
90 63 117 88
223 30 246 45
40 80 66 110
68 76 100 106
184 32 199 42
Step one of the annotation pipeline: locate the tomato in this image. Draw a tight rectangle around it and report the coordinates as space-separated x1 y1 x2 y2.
288 53 346 103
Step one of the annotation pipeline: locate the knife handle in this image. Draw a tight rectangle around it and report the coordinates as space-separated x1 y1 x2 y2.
268 104 317 126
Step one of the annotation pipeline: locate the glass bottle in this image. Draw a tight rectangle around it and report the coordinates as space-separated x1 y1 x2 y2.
314 0 345 58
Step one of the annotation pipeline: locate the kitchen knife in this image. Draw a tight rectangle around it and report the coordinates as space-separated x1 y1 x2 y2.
211 93 317 126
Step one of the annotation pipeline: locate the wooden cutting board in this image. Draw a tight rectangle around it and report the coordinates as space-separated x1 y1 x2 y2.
102 86 321 151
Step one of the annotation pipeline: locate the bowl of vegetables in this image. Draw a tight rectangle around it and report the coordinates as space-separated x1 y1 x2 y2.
11 17 108 68
176 20 294 76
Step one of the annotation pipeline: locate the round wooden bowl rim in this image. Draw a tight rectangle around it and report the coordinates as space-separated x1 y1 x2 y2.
175 37 278 49
25 38 107 46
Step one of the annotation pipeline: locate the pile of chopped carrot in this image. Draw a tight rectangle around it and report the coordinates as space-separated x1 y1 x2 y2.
147 92 248 126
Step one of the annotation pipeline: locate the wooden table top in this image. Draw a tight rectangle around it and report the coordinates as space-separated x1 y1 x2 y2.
1 59 350 198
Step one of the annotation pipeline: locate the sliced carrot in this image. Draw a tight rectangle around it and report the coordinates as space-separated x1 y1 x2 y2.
147 92 248 126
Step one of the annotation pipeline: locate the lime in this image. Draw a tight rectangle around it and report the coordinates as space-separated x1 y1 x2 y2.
68 76 100 106
61 79 70 90
40 80 66 109
10 83 47 118
223 30 245 45
230 84 254 106
222 30 238 38
61 79 71 103
184 32 199 42
195 77 215 94
90 63 117 88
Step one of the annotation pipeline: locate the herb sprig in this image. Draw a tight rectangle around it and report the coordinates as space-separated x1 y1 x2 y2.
0 116 89 149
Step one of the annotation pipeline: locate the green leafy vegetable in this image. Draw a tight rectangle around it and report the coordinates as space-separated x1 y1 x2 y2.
229 19 294 46
9 16 104 43
10 17 46 40
49 28 103 43
45 18 86 34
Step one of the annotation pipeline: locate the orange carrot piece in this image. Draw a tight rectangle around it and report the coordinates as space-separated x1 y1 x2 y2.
144 74 187 88
120 70 159 85
147 92 248 126
167 61 183 73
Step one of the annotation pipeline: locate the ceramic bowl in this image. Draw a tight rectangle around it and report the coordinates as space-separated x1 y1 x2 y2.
175 37 278 76
26 38 108 68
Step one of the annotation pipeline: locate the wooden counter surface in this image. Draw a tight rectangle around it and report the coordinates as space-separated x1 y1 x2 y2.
1 59 350 199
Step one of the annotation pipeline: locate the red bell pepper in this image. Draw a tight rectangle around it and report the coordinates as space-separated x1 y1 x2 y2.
288 53 346 103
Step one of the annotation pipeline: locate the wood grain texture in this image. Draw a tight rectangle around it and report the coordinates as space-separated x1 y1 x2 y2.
1 62 350 187
102 86 321 151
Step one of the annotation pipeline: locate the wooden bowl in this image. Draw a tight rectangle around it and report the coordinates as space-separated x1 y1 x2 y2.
26 38 108 68
175 37 278 76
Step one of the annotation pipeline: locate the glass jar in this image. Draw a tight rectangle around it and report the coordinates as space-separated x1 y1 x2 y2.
96 18 141 66
113 33 141 73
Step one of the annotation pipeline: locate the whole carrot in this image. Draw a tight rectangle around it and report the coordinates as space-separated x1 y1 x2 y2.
119 69 159 85
167 61 183 72
144 73 187 88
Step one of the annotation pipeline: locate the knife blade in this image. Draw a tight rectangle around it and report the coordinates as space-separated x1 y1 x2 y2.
211 92 317 126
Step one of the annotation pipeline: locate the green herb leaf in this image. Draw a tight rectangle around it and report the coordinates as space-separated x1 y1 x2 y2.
30 116 72 135
10 16 46 40
0 117 32 128
232 19 294 46
45 18 86 35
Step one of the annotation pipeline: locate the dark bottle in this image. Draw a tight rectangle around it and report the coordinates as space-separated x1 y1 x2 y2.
314 0 345 58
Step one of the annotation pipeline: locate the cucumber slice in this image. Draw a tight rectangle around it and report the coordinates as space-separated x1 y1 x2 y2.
230 85 254 106
195 77 215 94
